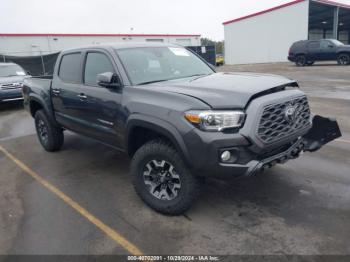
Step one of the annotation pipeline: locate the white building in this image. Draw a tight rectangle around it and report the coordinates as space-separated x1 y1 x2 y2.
0 33 201 56
223 0 350 64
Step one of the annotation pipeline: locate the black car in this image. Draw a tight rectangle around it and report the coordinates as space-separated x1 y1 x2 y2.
288 39 350 66
0 62 30 102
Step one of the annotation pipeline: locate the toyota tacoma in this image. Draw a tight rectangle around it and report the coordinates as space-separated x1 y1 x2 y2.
22 43 341 215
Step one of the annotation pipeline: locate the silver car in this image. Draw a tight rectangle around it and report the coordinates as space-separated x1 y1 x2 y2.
0 62 30 102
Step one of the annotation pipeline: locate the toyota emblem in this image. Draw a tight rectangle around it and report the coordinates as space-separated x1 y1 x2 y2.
284 105 297 124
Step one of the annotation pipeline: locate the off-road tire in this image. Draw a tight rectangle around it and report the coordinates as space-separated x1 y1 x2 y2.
34 110 64 152
131 140 201 215
295 55 307 66
337 53 350 65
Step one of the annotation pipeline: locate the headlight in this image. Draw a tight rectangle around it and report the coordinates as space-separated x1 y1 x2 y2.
185 110 245 131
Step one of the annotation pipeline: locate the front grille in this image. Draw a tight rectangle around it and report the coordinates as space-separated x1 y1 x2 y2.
0 83 22 90
257 96 311 144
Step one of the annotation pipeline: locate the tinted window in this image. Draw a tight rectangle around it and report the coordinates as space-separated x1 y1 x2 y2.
320 40 332 49
0 64 26 77
84 52 114 86
59 53 81 83
307 42 320 50
291 42 304 50
330 39 344 46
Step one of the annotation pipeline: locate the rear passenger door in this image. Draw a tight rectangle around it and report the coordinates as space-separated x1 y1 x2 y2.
51 52 86 131
77 50 124 148
307 41 321 61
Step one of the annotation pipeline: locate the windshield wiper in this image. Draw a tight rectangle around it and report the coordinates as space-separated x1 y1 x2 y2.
187 73 212 81
137 73 212 85
137 79 170 85
186 73 209 77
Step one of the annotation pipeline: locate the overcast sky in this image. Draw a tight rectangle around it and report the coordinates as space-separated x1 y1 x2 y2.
1 0 350 40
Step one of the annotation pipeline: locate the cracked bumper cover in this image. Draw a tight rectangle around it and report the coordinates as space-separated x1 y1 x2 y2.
185 115 341 177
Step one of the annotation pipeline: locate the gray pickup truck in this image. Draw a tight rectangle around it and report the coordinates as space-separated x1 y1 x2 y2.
22 43 341 215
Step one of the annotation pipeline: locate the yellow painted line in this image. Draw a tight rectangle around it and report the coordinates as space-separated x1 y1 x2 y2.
335 139 350 144
0 145 143 256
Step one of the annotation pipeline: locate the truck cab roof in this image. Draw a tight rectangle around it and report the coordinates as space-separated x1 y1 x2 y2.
62 42 183 53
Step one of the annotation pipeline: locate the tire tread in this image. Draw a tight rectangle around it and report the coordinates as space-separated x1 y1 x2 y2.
34 110 64 152
131 139 200 215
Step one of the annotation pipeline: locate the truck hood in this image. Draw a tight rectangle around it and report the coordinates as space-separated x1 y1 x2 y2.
144 72 297 108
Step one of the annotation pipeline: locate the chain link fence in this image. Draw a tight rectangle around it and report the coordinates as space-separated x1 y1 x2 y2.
186 45 216 66
1 45 215 77
1 53 60 77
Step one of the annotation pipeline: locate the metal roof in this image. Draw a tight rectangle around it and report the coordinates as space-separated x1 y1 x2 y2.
223 0 350 26
62 42 182 52
314 0 350 8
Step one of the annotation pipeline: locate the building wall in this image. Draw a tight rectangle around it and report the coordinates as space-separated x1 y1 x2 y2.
224 1 309 64
0 35 201 56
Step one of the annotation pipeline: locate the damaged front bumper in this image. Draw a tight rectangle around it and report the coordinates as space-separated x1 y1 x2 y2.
303 115 342 152
246 115 342 176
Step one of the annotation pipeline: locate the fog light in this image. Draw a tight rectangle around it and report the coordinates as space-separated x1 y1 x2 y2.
221 151 231 162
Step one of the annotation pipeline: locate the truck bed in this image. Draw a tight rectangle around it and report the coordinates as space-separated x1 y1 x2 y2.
24 76 52 91
23 76 53 112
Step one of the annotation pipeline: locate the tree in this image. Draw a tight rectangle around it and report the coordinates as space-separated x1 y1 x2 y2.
216 41 224 55
200 37 216 46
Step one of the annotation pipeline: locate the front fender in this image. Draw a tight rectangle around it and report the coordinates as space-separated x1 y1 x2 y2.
126 114 192 167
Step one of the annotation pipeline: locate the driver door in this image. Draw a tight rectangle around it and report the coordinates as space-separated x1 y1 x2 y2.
320 40 337 60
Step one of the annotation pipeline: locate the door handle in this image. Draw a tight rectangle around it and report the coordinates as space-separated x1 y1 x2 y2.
52 89 60 95
77 94 87 100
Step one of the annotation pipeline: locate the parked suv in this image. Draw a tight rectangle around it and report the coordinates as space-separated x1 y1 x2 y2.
0 63 29 102
23 43 341 215
288 39 350 66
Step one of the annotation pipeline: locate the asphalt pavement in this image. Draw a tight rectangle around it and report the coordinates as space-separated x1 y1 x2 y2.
0 62 349 256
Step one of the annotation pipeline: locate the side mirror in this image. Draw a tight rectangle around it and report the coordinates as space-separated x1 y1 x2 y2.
97 72 121 88
328 44 334 48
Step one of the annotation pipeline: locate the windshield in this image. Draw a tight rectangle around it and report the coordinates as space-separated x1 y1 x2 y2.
330 40 344 46
0 64 26 77
115 47 214 85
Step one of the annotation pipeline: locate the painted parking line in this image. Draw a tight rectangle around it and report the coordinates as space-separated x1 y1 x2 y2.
0 144 143 256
